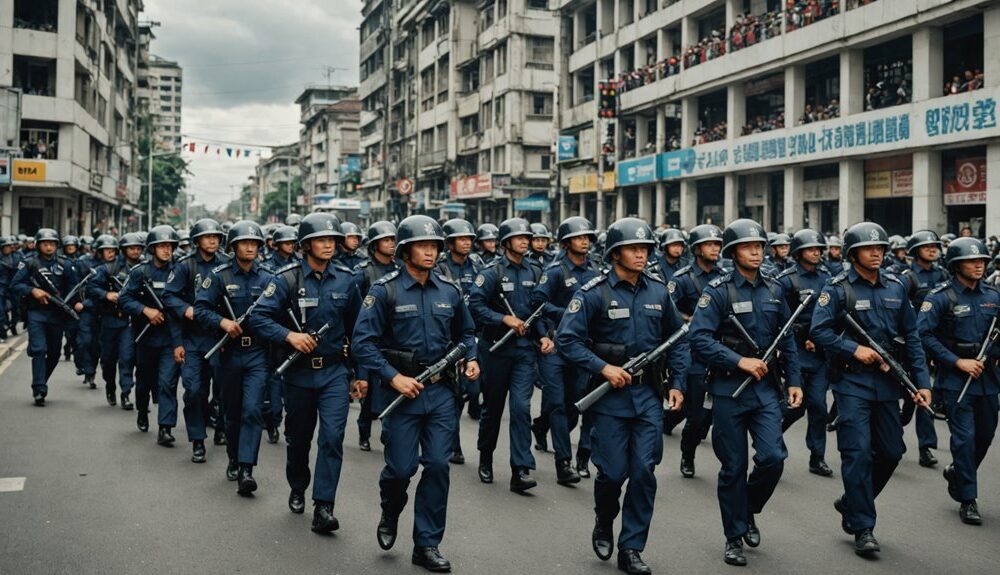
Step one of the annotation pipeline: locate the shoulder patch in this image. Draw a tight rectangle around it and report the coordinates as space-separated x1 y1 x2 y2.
474 273 486 288
920 300 933 313
201 276 212 289
263 282 277 298
667 281 676 293
17 261 24 270
697 293 712 308
567 298 582 313
539 273 548 284
362 294 376 309
818 292 831 307
167 270 175 283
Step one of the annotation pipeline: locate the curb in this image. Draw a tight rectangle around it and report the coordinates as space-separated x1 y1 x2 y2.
0 333 27 364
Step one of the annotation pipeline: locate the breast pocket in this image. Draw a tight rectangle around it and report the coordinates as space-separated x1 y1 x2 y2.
761 301 783 332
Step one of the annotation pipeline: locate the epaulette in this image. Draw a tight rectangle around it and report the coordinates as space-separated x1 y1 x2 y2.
579 272 609 292
928 282 951 295
673 264 693 277
830 271 849 285
175 252 195 263
776 266 796 278
884 271 904 286
353 260 370 271
482 258 500 269
643 269 665 284
707 273 731 288
332 262 352 274
275 262 300 276
374 270 400 285
818 264 830 274
434 271 462 291
211 262 232 274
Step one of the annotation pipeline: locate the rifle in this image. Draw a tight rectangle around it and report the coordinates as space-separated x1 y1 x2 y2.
205 293 266 360
30 268 80 321
575 323 689 413
732 292 814 398
956 314 1000 404
378 343 468 420
842 313 935 416
135 277 167 343
489 304 546 352
275 323 332 375
64 268 96 303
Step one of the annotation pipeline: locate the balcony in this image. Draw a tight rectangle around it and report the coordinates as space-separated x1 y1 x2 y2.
459 133 481 153
359 69 387 98
418 149 447 170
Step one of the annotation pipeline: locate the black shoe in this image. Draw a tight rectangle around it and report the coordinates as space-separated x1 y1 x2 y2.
724 539 747 566
157 427 175 446
617 549 651 575
531 419 548 452
288 490 306 514
311 502 339 534
10 325 17 336
120 394 134 411
576 453 591 479
85 375 96 389
592 518 614 561
411 546 451 572
478 454 494 484
960 500 983 525
944 465 959 501
266 427 280 444
226 459 239 481
742 516 760 548
237 464 257 495
106 389 117 406
834 496 853 535
213 430 227 446
191 441 206 463
854 529 880 556
33 393 45 407
377 512 398 550
449 450 465 465
510 468 537 493
919 447 938 468
556 459 581 485
359 437 371 452
680 454 695 478
809 456 834 477
136 412 149 433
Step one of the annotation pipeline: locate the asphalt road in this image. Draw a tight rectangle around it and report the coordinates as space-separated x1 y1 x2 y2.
1 341 998 575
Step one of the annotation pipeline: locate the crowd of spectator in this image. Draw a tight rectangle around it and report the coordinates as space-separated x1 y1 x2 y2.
944 69 985 95
864 60 911 110
729 11 783 53
740 114 785 136
616 57 682 93
785 1 840 32
693 122 727 145
800 100 840 124
21 140 57 160
683 28 727 69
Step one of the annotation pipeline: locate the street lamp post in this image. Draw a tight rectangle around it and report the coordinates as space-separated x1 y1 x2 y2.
141 150 179 229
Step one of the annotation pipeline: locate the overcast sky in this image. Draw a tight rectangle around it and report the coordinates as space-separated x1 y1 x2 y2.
143 0 361 209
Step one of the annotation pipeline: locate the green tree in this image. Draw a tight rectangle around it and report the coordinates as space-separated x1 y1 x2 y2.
260 176 302 223
137 115 190 223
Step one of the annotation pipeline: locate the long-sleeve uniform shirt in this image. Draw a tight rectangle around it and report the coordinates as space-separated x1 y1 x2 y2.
118 261 182 348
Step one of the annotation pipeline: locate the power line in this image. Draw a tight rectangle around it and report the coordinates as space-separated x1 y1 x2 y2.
184 55 328 69
182 134 283 147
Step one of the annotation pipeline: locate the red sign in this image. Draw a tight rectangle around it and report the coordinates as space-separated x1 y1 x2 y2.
450 174 493 199
396 178 414 195
945 157 986 205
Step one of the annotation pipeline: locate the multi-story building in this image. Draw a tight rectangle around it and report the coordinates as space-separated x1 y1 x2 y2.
556 0 1000 237
362 0 559 225
252 142 299 221
136 23 182 154
1 0 144 236
295 85 362 212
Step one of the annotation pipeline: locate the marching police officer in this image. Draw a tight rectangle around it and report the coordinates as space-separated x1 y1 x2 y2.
776 229 834 477
0 235 23 340
474 224 500 267
263 225 300 272
249 212 363 533
87 234 134 408
118 226 183 433
763 233 792 275
353 220 401 452
163 218 231 456
195 221 271 493
352 215 479 572
528 223 555 267
917 237 999 525
885 236 909 272
60 235 82 368
336 222 366 269
470 217 546 492
652 228 687 283
825 235 846 275
11 229 82 405
556 217 689 575
899 229 948 467
688 218 803 566
810 222 932 556
530 216 602 484
665 224 725 477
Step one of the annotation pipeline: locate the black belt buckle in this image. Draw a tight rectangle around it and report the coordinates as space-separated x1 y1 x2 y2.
311 356 324 369
241 336 252 347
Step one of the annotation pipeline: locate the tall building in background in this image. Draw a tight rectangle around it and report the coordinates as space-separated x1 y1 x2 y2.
295 85 362 218
137 28 183 154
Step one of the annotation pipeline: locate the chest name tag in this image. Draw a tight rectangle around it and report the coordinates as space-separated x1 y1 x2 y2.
855 299 872 311
731 301 753 314
395 304 418 313
953 304 972 316
151 281 166 290
608 308 631 320
501 282 515 292
564 277 578 287
521 280 535 287
331 292 348 300
226 284 240 293
298 297 319 309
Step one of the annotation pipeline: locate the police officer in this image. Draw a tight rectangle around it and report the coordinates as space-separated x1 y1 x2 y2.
763 233 792 275
195 221 271 493
776 229 834 477
530 216 602 484
118 226 183 433
285 213 303 228
260 223 300 444
436 218 482 461
900 230 948 468
163 218 231 456
474 224 500 267
688 218 803 566
917 237 999 525
652 228 687 283
353 220 401 451
352 215 479 572
74 235 102 389
665 224 725 477
825 235 846 275
810 221 932 556
249 212 362 533
0 235 23 340
470 217 545 492
528 223 555 267
336 222 366 269
263 225 300 272
60 235 83 367
556 217 689 575
176 230 191 260
885 236 908 272
11 229 82 405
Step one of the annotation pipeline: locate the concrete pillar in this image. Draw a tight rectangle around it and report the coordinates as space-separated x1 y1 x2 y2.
911 150 945 234
987 6 1000 89
840 49 865 116
655 183 666 226
785 64 806 128
725 0 741 32
783 166 804 232
639 186 653 222
680 179 697 228
838 160 864 231
807 202 822 232
681 96 697 148
680 16 697 54
724 174 738 225
615 189 626 219
656 106 666 152
912 27 943 103
727 83 746 140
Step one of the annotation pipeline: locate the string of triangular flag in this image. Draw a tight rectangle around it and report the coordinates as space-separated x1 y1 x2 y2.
181 142 264 158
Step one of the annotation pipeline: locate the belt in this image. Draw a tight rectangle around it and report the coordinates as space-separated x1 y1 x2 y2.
302 353 344 370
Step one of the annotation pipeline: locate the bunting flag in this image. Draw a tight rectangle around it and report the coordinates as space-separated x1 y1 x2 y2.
181 141 264 159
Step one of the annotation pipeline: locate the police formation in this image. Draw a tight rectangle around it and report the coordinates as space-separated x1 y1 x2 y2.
3 210 1000 574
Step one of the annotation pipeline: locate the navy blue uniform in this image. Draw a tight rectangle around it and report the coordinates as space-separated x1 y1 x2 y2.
436 251 482 449
689 271 802 541
776 262 833 459
196 261 272 465
652 253 686 283
249 259 361 505
810 267 931 533
260 250 299 431
11 255 80 397
918 280 1000 503
556 269 690 552
0 251 22 336
353 257 402 444
469 255 544 473
163 251 231 440
336 250 365 270
69 254 100 377
88 258 138 399
352 267 477 548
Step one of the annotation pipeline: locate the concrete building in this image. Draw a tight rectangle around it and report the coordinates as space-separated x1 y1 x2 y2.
136 25 182 154
252 142 299 221
360 0 559 225
1 0 144 236
295 85 362 214
556 0 1000 237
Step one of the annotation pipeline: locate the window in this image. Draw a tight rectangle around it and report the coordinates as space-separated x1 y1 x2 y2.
14 0 58 32
481 102 494 128
527 0 548 9
479 150 492 172
496 42 508 76
13 56 56 96
422 20 435 49
421 68 435 111
462 68 480 93
161 105 171 112
494 147 506 172
421 129 433 152
481 52 495 83
525 147 552 172
529 93 553 117
494 95 505 127
481 4 495 31
498 0 508 19
461 115 481 136
19 120 59 159
526 36 554 69
437 56 450 96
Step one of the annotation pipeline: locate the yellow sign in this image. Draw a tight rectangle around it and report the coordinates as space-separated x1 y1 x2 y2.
864 171 892 199
568 171 616 194
13 160 46 182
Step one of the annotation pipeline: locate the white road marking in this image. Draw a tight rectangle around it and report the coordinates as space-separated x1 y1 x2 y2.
0 477 26 492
